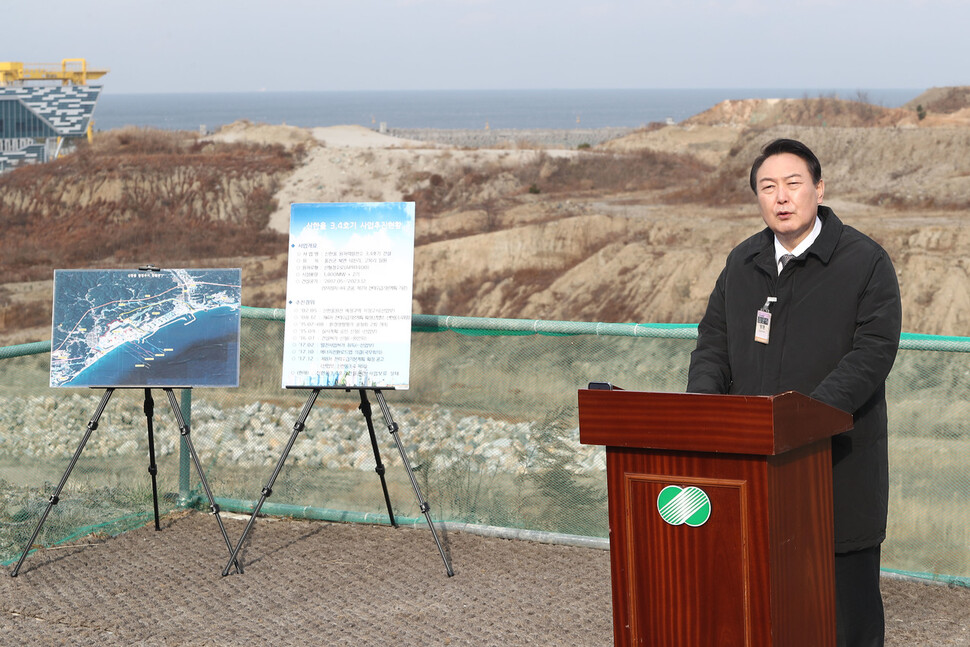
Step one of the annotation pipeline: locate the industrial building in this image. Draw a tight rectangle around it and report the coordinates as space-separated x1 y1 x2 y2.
0 58 107 173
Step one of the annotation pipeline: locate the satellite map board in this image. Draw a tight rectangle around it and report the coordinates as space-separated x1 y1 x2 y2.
50 268 242 388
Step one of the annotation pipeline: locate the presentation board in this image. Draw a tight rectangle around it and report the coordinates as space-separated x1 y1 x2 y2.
50 268 242 388
281 202 415 389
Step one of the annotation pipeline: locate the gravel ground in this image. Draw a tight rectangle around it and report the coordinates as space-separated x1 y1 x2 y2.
1 511 968 646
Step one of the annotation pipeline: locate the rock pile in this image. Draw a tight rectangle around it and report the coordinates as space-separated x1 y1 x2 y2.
0 394 606 476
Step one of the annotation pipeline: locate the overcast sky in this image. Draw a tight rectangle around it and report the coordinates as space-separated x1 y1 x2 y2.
5 0 967 94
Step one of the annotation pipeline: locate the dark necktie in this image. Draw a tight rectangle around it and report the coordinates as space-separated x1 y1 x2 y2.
780 253 796 271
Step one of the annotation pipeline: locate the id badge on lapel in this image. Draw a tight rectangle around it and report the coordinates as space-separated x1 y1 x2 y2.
755 297 777 344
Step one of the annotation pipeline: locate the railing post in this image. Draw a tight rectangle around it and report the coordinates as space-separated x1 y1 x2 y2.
179 388 192 505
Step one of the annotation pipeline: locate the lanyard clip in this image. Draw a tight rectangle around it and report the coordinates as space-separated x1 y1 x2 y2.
761 296 777 311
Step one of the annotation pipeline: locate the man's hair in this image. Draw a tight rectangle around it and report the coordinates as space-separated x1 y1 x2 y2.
749 138 822 193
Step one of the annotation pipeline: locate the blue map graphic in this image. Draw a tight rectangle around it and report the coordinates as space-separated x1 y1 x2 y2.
50 269 241 388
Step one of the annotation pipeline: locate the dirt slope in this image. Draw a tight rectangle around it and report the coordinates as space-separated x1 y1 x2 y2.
3 91 970 343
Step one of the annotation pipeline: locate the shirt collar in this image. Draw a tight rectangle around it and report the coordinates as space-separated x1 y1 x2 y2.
774 214 822 271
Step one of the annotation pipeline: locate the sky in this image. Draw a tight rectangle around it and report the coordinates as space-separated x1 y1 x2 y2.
4 0 969 94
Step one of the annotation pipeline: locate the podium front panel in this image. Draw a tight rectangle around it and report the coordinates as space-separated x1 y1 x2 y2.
607 448 770 647
625 473 750 645
580 389 838 646
605 444 835 647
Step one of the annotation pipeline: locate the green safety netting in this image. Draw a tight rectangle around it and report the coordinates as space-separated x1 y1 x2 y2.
1 309 968 586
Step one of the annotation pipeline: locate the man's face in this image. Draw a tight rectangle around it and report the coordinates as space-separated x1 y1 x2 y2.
755 152 824 251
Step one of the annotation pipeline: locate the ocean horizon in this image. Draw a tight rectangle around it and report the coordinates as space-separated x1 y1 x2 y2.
92 88 924 133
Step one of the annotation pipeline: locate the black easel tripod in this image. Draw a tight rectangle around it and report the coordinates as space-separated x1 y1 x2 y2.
221 388 454 577
10 387 241 576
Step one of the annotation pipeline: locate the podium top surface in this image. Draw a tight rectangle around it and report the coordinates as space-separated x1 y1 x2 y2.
578 389 853 456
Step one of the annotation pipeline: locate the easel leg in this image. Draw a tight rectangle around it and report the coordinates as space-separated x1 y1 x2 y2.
358 389 397 527
374 390 454 577
144 389 161 531
163 389 242 574
11 388 115 577
221 388 321 576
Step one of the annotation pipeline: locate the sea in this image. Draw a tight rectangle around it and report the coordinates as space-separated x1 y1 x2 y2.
92 88 924 133
64 307 240 388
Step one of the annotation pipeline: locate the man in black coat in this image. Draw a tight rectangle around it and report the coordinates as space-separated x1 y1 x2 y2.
688 138 901 647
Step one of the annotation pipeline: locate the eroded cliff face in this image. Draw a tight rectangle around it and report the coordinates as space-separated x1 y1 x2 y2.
0 130 297 340
3 90 970 343
0 131 297 284
409 197 970 336
404 115 970 336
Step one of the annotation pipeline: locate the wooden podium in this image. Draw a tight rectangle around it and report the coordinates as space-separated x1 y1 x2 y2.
578 388 853 647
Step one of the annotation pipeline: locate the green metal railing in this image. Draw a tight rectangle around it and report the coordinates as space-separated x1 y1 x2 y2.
2 308 969 586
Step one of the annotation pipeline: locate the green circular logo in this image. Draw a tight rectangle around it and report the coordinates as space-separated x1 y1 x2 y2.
657 485 712 527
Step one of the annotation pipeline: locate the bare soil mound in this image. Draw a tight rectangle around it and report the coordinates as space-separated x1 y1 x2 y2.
684 96 917 128
3 94 970 343
905 85 970 114
0 131 294 286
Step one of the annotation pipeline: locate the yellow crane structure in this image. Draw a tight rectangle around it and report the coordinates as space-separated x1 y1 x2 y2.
0 58 109 86
0 58 108 172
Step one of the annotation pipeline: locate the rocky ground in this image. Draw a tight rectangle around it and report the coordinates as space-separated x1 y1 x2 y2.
0 393 600 476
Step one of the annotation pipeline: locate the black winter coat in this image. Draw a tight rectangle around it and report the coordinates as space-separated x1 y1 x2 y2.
687 206 901 552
